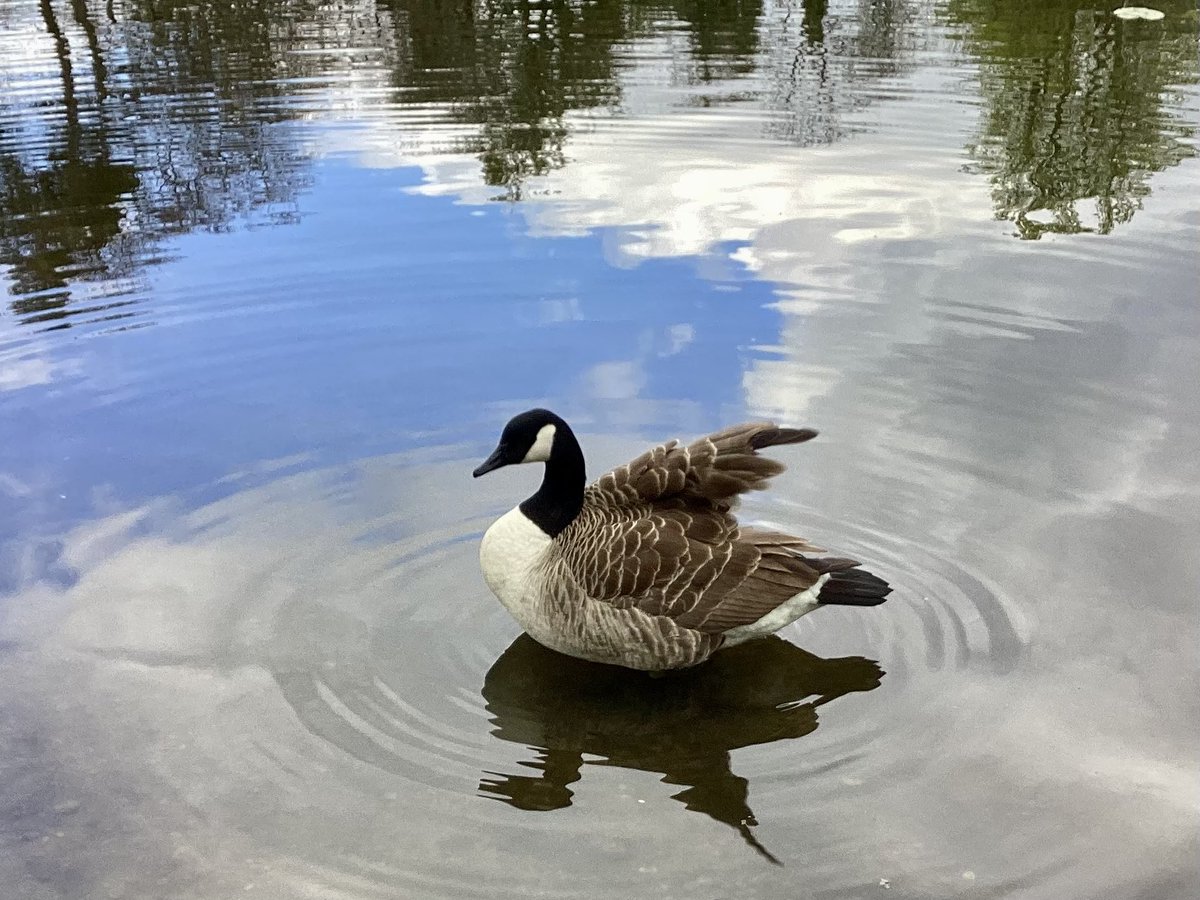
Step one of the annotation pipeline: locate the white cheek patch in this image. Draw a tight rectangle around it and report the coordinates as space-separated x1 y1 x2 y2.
521 424 556 463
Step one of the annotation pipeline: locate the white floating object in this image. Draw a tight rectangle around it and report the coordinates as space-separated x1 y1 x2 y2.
1113 6 1166 20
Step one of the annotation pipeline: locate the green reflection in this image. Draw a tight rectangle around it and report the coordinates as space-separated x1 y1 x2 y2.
947 0 1199 238
384 0 628 201
1 0 924 321
382 0 775 200
384 0 920 190
0 0 318 322
8 0 1190 325
761 0 919 145
0 0 135 324
480 634 882 865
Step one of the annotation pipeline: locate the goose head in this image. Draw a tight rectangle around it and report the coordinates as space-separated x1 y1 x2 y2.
473 408 573 478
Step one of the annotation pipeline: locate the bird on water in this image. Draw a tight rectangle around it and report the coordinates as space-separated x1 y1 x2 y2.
473 409 890 671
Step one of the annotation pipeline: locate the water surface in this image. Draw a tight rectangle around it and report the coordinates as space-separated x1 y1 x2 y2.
2 1 1198 898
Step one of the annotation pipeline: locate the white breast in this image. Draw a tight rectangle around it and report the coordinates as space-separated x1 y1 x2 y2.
479 506 553 628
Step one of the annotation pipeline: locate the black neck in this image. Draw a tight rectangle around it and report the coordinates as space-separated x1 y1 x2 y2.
519 426 585 538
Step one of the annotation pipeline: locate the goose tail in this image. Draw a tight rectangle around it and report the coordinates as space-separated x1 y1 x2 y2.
808 558 892 607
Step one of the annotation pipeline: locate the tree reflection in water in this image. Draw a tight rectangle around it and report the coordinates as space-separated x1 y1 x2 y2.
0 0 329 325
947 0 1198 239
3 0 1195 327
2 0 930 325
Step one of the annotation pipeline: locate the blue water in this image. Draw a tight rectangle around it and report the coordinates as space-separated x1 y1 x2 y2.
2 1 1198 898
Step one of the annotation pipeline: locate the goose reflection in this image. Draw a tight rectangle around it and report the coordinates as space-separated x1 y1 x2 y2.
480 635 883 864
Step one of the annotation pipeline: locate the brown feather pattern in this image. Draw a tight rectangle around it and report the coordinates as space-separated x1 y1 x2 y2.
544 422 838 645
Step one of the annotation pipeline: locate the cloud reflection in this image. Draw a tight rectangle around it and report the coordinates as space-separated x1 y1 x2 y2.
1 431 1198 896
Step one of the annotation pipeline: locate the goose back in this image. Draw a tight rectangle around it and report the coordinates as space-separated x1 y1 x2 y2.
548 423 832 637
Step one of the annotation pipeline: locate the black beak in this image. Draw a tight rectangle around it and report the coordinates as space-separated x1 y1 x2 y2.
473 446 508 478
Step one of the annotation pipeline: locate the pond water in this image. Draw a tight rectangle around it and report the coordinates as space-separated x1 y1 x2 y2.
2 1 1198 898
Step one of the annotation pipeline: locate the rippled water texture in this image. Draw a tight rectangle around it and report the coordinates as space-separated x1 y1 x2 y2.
2 1 1198 898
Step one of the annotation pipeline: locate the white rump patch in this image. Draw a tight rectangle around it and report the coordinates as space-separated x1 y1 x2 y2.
721 573 831 646
521 423 556 463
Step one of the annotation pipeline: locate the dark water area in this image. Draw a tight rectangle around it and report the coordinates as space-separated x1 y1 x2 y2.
1 1 1197 898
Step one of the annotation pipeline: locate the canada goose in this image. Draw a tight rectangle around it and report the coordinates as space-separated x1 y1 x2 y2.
473 409 890 671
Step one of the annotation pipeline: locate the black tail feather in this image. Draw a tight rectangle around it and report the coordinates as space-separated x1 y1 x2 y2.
814 564 891 607
749 426 818 449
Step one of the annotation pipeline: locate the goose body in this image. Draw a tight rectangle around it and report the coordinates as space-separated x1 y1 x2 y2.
474 409 890 671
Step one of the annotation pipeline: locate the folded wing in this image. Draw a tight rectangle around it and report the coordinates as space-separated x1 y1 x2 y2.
557 423 840 634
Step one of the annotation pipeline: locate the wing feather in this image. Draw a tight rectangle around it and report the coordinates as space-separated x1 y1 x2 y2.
551 423 832 635
592 423 816 511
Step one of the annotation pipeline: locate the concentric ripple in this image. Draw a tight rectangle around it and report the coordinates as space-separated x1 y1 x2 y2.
2 445 1023 896
778 504 1029 676
118 447 1018 892
724 497 1031 829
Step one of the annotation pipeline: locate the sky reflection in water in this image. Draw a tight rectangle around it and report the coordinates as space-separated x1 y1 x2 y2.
1 1 1198 898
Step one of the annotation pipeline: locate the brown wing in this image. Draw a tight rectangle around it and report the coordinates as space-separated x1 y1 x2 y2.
591 422 817 511
556 423 830 634
555 506 835 634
